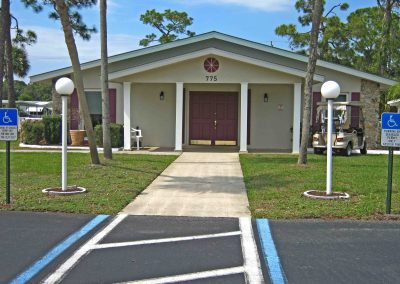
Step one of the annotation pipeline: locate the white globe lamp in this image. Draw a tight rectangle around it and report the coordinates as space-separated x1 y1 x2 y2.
55 77 74 96
321 80 340 100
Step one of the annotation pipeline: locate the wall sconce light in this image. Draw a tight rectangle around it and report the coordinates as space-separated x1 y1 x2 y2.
264 93 269 102
160 91 165 101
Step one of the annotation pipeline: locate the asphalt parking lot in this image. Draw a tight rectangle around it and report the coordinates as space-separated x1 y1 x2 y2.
58 215 254 284
3 213 266 284
269 220 400 284
0 211 105 284
2 212 400 284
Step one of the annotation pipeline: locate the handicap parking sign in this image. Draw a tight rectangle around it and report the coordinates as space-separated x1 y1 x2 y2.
381 112 400 147
0 108 18 141
382 112 400 130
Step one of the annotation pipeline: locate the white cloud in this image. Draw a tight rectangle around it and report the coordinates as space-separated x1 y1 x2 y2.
25 26 141 76
179 0 294 11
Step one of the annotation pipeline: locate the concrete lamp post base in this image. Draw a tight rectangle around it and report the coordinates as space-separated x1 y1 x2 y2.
303 190 350 200
42 186 87 195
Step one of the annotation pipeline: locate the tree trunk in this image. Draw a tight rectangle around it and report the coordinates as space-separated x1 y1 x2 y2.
52 78 62 115
3 0 15 108
378 0 394 77
55 0 100 165
0 0 7 105
100 0 112 159
298 0 324 165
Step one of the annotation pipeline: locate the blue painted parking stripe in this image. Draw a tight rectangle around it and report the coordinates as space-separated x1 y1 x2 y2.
256 219 287 284
10 214 109 284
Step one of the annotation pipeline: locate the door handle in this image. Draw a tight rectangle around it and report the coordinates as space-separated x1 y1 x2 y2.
214 120 217 128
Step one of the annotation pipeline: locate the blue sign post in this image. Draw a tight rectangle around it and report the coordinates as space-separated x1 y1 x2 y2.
381 112 400 214
0 108 18 204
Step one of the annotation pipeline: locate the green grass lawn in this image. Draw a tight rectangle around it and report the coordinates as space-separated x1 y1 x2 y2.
0 140 20 150
241 153 400 219
0 152 177 214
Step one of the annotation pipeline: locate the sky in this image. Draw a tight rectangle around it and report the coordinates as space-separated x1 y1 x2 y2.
9 0 378 81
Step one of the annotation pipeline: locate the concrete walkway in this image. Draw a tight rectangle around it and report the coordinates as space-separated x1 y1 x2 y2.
122 152 250 217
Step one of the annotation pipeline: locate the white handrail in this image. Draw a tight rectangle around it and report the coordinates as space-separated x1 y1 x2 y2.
131 128 142 137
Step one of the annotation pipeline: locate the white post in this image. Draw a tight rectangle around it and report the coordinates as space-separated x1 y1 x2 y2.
240 82 248 152
123 82 131 150
175 82 183 151
321 81 340 196
61 95 68 191
292 83 302 153
326 99 333 195
55 77 74 192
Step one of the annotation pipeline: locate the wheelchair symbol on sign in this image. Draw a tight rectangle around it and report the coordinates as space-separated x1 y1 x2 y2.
2 111 12 124
387 115 398 128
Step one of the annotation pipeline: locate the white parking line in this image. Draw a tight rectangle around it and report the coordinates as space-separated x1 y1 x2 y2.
115 267 245 284
42 214 128 284
239 217 265 284
92 231 242 249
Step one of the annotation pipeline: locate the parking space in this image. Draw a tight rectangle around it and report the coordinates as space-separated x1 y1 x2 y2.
0 211 108 284
269 220 400 284
40 215 265 284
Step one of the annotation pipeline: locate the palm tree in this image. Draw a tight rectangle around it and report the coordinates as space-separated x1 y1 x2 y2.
0 1 6 105
100 0 112 159
0 0 16 108
298 0 324 165
54 0 100 165
4 0 16 108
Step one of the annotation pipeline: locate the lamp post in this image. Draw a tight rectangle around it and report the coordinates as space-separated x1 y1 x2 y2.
55 77 74 191
321 81 340 195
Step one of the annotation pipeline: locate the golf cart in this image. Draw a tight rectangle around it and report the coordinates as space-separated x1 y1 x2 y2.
312 101 367 156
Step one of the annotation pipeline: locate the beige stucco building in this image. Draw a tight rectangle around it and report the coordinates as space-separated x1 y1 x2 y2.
31 32 397 152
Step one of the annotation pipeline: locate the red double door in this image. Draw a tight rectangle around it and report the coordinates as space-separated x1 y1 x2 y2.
189 92 238 146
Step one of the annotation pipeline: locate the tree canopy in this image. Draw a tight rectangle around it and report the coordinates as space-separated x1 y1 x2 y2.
139 9 195 46
22 0 97 40
275 1 400 80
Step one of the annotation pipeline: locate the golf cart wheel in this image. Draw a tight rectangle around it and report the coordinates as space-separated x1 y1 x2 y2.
343 143 352 157
360 142 367 155
314 148 323 154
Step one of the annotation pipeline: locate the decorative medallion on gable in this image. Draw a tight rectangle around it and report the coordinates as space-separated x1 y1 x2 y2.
203 57 220 73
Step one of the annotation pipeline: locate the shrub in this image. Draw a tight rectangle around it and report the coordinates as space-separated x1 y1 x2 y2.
94 123 124 148
20 120 45 145
43 116 62 144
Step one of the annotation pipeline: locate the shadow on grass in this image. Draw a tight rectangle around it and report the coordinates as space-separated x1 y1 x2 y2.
106 163 162 175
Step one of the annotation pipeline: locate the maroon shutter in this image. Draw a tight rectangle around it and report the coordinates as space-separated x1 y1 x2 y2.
312 92 322 132
351 92 360 128
247 89 251 145
109 89 116 123
70 89 79 130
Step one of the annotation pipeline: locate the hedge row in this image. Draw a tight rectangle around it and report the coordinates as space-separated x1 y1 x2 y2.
20 117 124 148
94 124 124 148
20 120 46 145
20 117 62 145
